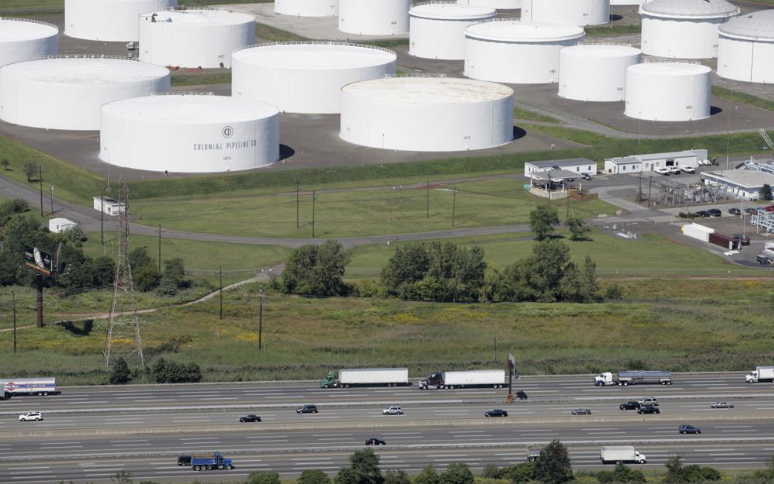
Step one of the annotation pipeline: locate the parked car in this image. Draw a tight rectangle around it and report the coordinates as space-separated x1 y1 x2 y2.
382 406 403 415
18 412 43 422
239 414 261 423
655 167 670 176
485 409 508 417
680 165 696 174
758 255 773 265
527 449 542 462
365 438 386 446
297 405 319 414
669 166 682 175
733 234 750 246
582 173 592 181
679 425 701 434
637 405 660 414
696 210 711 218
708 208 722 217
711 401 734 409
728 208 741 216
571 408 592 415
177 455 192 466
619 401 641 411
745 207 759 215
765 205 774 212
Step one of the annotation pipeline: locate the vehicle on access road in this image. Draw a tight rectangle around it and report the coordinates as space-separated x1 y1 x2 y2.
485 409 508 417
679 425 701 434
619 401 641 411
18 412 43 422
382 406 403 415
637 405 660 414
708 208 722 217
696 210 711 218
571 408 592 415
239 414 261 423
728 208 741 216
297 405 319 414
711 401 734 409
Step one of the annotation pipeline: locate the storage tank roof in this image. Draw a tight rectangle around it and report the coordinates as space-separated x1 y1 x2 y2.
640 0 739 19
0 57 170 84
465 21 585 43
233 42 396 70
719 9 774 41
629 62 712 76
342 77 513 104
141 9 255 25
409 3 496 20
0 18 58 41
102 94 279 123
564 44 642 58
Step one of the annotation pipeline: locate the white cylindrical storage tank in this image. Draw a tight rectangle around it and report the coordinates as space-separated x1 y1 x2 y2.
139 10 255 68
558 44 642 102
625 62 711 122
717 9 774 84
338 0 411 35
639 0 739 59
340 76 514 152
465 21 584 84
65 0 177 42
100 94 280 173
521 0 610 27
409 2 496 60
275 0 338 17
457 0 521 9
0 57 170 131
0 18 58 69
232 42 396 114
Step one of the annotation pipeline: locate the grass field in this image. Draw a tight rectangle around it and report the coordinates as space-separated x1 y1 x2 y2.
255 22 308 42
171 72 232 87
713 86 774 113
513 107 561 124
585 24 641 37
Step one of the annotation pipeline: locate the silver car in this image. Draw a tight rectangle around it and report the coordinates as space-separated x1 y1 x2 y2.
711 401 734 409
382 406 403 415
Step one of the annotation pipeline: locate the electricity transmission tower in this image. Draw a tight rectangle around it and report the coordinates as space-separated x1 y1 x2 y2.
104 180 145 368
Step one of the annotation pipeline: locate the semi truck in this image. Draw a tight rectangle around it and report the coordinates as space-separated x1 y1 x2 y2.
594 371 671 386
745 366 774 383
600 446 647 464
191 452 234 471
0 378 57 398
419 369 506 390
320 368 409 388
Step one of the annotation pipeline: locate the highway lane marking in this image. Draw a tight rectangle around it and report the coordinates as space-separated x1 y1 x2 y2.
199 397 240 401
66 401 107 404
709 453 746 456
8 467 50 470
291 457 332 461
40 442 81 445
716 425 752 428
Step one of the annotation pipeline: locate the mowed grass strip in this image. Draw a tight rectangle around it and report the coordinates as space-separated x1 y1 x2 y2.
712 86 774 113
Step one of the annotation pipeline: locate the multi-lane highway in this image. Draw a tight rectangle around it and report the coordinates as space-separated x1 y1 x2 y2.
2 373 774 483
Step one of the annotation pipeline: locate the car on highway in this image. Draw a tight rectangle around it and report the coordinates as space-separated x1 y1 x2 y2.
177 455 192 466
638 397 658 407
382 406 403 415
711 401 734 409
696 210 711 218
728 208 741 216
365 438 386 446
571 408 592 415
619 401 641 410
485 409 508 417
708 208 722 217
527 449 541 462
516 390 528 400
239 414 261 423
637 405 660 414
18 411 43 422
679 425 701 434
297 405 319 414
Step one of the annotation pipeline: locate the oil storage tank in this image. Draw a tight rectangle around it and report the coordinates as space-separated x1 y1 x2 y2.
232 42 396 114
338 0 411 35
409 2 496 60
625 62 711 122
465 20 584 84
100 94 279 173
521 0 610 27
558 44 642 102
0 57 170 131
65 0 177 42
340 76 514 152
640 0 739 59
457 0 521 9
275 0 338 17
139 9 255 68
0 18 58 69
717 9 774 84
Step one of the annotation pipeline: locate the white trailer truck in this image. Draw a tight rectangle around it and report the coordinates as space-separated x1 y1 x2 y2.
600 446 647 464
745 366 774 383
320 368 409 388
594 371 671 386
0 378 57 398
419 369 506 390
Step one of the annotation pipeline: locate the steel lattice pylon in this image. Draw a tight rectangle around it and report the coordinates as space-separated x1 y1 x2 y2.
104 180 145 368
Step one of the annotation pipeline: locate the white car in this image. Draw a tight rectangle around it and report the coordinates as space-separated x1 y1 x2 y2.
680 165 696 174
655 167 670 175
382 406 403 415
19 412 43 422
669 166 681 175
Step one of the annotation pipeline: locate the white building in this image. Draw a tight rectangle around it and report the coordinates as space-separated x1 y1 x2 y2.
525 158 598 178
48 218 78 234
703 170 774 200
93 197 126 216
604 149 708 174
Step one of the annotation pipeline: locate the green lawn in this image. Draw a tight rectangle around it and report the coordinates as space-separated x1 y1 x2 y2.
713 86 774 113
255 22 308 42
171 72 231 87
585 25 641 37
514 107 561 124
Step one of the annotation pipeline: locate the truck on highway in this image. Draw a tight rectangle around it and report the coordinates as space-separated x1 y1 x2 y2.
191 452 234 471
320 368 409 388
419 369 506 390
600 446 647 464
745 366 774 383
0 378 57 398
594 371 671 386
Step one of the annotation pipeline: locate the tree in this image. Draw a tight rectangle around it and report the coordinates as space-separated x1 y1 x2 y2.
111 470 133 484
349 448 383 484
510 462 536 484
24 161 39 182
383 470 410 484
135 266 162 292
760 184 773 201
440 463 474 484
580 256 600 302
129 246 155 271
565 213 590 241
534 440 573 484
529 204 560 241
1 158 9 171
248 471 281 484
151 358 201 383
109 357 131 385
282 240 350 297
413 466 441 484
381 242 431 296
158 258 188 295
335 467 360 484
596 463 646 483
299 470 332 484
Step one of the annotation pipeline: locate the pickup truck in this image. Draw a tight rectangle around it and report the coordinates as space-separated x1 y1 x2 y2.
680 165 695 174
654 167 670 176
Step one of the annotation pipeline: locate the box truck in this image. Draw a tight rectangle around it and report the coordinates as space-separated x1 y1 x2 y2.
594 371 671 386
320 368 409 388
600 446 647 464
419 369 506 390
745 366 774 383
0 378 57 398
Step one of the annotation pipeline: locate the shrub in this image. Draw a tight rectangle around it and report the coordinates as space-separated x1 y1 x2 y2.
299 470 332 484
150 358 202 383
248 471 281 484
109 357 131 385
534 440 573 484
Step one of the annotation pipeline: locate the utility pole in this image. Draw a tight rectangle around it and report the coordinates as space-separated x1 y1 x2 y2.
219 266 223 320
638 171 643 203
258 286 264 350
100 187 107 245
566 192 570 219
647 174 653 206
12 290 17 354
39 166 43 217
426 179 430 218
311 190 316 238
158 225 162 273
50 185 54 215
452 187 457 227
296 181 300 229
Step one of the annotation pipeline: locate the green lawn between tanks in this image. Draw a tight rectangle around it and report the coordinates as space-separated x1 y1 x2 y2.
713 86 774 113
513 106 561 124
584 24 641 37
171 72 231 87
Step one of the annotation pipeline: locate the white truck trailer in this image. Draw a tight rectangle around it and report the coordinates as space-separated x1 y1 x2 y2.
0 378 57 398
745 366 774 383
600 446 647 464
594 371 672 386
419 369 506 390
320 368 409 388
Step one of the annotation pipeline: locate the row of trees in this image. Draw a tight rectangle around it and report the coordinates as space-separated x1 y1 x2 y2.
109 357 202 385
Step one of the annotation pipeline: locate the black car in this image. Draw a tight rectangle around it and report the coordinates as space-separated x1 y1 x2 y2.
733 234 750 246
177 455 192 466
365 438 386 446
516 390 528 400
679 425 701 434
728 208 742 216
696 210 711 218
745 207 759 215
485 409 508 417
638 405 660 414
708 208 722 217
239 414 262 423
582 173 592 181
619 401 641 411
297 405 319 414
571 408 592 415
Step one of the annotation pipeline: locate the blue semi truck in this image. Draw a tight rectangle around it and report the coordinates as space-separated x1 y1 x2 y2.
191 452 234 471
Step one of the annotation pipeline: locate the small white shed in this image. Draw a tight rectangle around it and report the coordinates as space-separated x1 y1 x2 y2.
93 196 126 216
49 217 78 233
